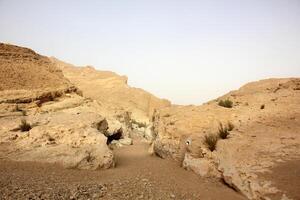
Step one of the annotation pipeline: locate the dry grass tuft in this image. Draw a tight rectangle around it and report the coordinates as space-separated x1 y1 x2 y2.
218 99 233 108
19 119 32 132
204 134 219 151
218 122 234 139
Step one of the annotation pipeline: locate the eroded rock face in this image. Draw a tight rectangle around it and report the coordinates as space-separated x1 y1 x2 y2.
50 57 171 123
0 95 115 170
0 43 82 105
151 78 300 199
0 43 72 91
0 44 117 170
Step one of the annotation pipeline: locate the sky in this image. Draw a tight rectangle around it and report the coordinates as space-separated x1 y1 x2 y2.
0 0 300 104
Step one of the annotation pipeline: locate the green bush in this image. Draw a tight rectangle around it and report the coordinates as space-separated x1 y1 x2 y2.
204 134 218 151
19 119 32 132
218 99 233 108
260 104 265 109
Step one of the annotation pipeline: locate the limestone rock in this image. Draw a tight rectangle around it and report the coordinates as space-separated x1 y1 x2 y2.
152 78 300 199
182 153 218 177
0 96 115 170
111 138 133 148
0 44 116 170
51 57 171 122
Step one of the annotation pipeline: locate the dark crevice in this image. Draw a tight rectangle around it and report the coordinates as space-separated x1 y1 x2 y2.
220 177 239 192
106 128 123 144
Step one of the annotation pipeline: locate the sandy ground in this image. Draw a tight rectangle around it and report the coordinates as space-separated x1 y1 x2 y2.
0 139 245 200
262 160 300 200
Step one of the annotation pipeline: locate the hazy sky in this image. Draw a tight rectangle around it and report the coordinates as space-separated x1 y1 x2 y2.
1 0 300 104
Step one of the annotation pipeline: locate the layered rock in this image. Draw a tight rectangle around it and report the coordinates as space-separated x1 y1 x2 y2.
0 43 81 104
0 43 72 91
0 94 115 169
2 43 299 199
151 78 300 199
0 44 115 170
50 57 171 123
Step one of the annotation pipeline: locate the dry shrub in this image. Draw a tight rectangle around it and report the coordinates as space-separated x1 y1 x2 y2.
204 134 218 151
19 119 32 132
218 99 233 108
218 122 234 139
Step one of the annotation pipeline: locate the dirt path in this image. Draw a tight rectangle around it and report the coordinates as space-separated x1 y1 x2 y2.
0 139 245 200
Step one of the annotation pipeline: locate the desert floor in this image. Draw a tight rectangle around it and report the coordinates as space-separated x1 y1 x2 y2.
0 136 246 200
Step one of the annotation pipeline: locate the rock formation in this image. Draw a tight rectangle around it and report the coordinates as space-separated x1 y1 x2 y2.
50 57 171 123
151 78 300 199
1 43 299 199
0 43 170 170
0 43 114 169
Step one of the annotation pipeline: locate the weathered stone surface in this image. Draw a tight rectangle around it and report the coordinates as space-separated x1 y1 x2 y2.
51 57 171 122
111 138 133 148
182 153 218 177
0 95 115 170
152 78 300 199
0 43 72 91
0 44 117 170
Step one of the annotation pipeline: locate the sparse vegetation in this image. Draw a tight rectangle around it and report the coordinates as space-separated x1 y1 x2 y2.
218 122 234 139
19 119 32 132
204 134 219 151
218 99 233 108
218 123 230 139
260 104 265 109
15 104 26 116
